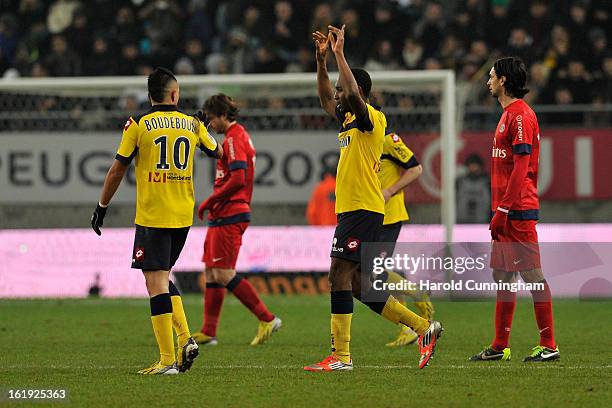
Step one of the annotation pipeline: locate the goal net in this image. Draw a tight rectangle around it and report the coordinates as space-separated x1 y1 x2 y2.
0 71 456 241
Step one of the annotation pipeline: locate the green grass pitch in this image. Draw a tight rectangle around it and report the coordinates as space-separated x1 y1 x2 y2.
1 295 610 407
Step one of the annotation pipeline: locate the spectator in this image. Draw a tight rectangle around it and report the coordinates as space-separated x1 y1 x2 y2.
371 1 401 51
438 34 465 71
111 6 142 46
285 44 316 73
456 153 490 224
65 8 92 58
365 40 401 72
0 13 19 65
585 28 608 73
561 59 592 104
250 44 285 73
449 0 484 46
47 0 81 34
309 2 334 35
83 34 117 75
17 0 47 29
181 38 208 74
566 0 589 56
463 39 488 71
484 0 511 51
270 1 302 64
174 56 195 75
505 27 535 67
183 0 213 48
116 43 140 75
339 8 368 66
593 54 612 103
44 34 81 76
0 0 604 113
205 53 230 74
413 2 444 58
306 171 337 226
550 87 583 124
525 0 553 55
423 57 442 70
11 43 33 75
591 0 610 37
525 62 551 104
139 0 182 50
401 36 423 69
543 24 571 73
30 61 48 77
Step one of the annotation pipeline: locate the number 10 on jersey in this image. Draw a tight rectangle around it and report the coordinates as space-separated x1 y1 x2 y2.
154 135 191 170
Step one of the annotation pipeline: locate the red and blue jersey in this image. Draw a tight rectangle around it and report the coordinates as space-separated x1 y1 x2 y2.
491 99 540 219
208 123 255 225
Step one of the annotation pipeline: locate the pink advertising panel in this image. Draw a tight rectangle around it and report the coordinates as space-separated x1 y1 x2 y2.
1 224 611 298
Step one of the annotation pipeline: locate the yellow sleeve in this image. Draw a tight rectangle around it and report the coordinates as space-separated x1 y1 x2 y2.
364 104 386 134
386 133 419 169
196 118 218 155
116 117 139 164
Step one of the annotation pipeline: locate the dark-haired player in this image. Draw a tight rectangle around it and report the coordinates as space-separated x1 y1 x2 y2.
192 94 281 347
90 67 222 375
304 25 442 372
470 57 559 363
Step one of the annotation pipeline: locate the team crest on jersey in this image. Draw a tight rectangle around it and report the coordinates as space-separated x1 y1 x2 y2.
499 123 505 133
124 118 133 131
392 134 401 143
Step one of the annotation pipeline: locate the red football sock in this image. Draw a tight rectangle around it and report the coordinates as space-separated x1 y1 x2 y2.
491 290 517 351
202 284 226 337
228 276 274 322
531 280 556 349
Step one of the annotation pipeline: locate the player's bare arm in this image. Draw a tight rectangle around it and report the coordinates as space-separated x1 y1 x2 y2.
328 25 367 119
98 159 129 206
313 30 336 118
382 164 423 202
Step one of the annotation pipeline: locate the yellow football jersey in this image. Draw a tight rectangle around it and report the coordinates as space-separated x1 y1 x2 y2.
116 104 218 228
335 104 386 215
380 133 419 225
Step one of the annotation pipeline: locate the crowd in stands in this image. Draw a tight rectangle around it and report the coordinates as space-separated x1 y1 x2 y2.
0 0 610 105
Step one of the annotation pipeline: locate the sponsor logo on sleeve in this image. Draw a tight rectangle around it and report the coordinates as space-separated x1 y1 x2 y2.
124 118 133 131
516 115 523 142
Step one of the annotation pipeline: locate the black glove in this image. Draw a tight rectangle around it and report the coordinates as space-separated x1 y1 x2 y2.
91 203 107 236
195 110 209 126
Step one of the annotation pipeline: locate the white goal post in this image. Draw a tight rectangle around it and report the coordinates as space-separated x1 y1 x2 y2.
0 70 456 242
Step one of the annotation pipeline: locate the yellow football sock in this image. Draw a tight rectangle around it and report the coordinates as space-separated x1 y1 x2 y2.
150 313 175 365
386 270 422 301
381 295 429 335
331 313 352 364
170 295 191 346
